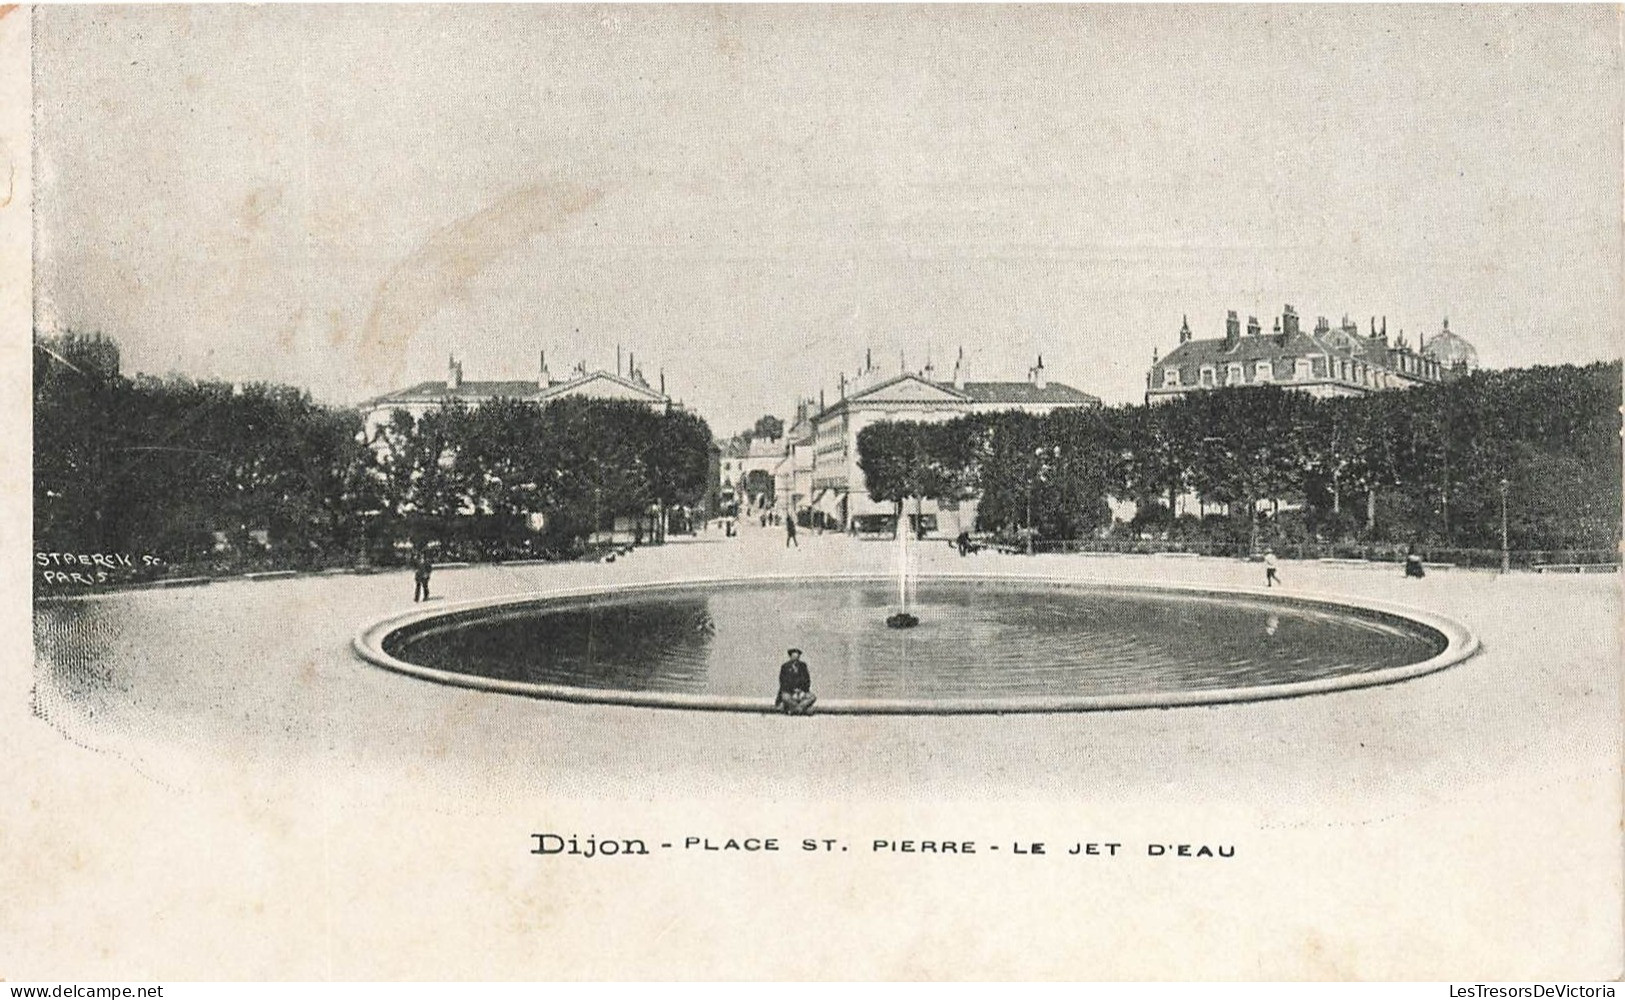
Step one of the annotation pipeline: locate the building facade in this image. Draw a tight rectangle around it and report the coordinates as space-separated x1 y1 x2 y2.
717 434 785 513
775 400 818 525
362 353 671 438
808 354 1102 535
1145 307 1476 404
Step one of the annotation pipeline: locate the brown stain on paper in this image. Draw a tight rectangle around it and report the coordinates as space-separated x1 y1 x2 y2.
273 308 305 354
357 181 606 387
0 140 13 210
237 186 283 232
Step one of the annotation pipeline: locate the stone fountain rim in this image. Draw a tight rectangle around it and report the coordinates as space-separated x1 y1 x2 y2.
351 572 1481 715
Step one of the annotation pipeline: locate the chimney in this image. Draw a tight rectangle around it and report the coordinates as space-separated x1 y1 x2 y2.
447 354 462 390
1247 315 1261 337
1180 315 1193 344
820 388 826 410
1282 305 1299 337
1382 316 1387 337
1314 315 1330 335
617 344 623 376
1223 311 1240 351
538 350 551 389
1032 354 1047 390
952 346 965 390
659 369 666 397
865 347 872 373
838 372 847 399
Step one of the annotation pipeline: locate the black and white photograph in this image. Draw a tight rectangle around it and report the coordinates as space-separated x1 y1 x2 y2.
5 3 1622 981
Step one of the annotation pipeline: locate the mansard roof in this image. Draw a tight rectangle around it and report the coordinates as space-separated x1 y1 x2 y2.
1157 330 1333 369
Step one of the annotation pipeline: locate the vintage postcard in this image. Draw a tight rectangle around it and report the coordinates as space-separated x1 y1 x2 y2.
5 4 1621 981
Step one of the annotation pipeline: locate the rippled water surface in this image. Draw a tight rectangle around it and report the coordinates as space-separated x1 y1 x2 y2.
386 578 1446 700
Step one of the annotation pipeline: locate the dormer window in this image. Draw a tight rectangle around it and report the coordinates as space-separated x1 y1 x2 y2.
1255 360 1273 382
1294 359 1312 381
1162 368 1180 388
1226 363 1245 385
1199 365 1216 387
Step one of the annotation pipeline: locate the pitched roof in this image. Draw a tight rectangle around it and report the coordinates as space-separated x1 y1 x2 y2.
364 369 667 409
954 380 1101 405
849 372 973 403
534 369 665 403
365 380 544 405
815 371 1100 420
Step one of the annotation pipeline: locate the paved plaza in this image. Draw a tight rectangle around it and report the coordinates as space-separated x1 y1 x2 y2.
16 518 1622 979
32 518 1620 819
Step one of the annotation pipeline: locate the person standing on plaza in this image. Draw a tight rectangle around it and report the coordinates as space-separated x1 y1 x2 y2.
775 648 816 715
786 516 799 548
1404 546 1426 579
1263 549 1281 588
412 549 433 602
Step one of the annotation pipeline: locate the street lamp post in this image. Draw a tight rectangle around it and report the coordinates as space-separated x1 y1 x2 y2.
1025 489 1034 555
1499 477 1510 574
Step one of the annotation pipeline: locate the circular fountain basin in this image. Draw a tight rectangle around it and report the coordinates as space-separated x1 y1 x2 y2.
353 574 1478 714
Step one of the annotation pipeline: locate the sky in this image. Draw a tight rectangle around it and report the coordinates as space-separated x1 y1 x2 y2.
33 5 1623 435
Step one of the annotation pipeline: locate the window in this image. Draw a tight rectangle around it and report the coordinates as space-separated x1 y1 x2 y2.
1294 359 1312 380
1162 368 1180 387
1199 365 1216 387
1255 360 1273 382
1226 363 1245 385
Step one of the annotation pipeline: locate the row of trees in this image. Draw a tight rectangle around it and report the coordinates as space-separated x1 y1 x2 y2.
367 396 711 554
857 362 1622 553
35 345 714 573
36 364 370 566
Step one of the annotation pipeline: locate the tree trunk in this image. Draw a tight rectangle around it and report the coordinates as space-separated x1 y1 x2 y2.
1366 488 1376 532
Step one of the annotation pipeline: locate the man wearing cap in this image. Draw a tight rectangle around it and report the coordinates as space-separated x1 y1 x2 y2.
775 648 816 715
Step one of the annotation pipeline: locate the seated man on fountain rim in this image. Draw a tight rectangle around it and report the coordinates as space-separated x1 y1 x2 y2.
775 648 816 715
